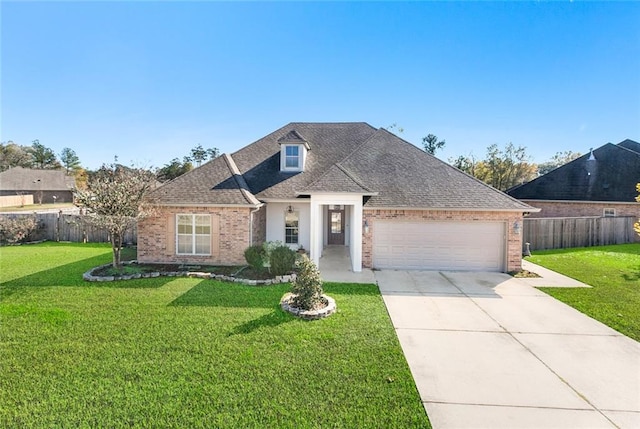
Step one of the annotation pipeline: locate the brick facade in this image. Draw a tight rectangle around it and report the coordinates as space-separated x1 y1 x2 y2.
523 200 640 218
138 206 252 266
362 209 524 273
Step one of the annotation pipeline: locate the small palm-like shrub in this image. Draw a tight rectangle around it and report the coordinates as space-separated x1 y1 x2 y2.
269 245 296 276
291 256 325 311
244 245 265 271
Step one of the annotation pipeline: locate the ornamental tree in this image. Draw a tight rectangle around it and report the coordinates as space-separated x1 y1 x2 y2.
74 163 157 268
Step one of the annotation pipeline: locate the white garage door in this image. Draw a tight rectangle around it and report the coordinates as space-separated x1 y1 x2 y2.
373 221 506 271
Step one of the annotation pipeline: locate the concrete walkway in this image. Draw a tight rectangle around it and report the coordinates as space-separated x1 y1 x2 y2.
376 270 640 429
318 245 376 283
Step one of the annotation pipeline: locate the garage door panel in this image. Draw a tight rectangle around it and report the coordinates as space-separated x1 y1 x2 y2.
373 221 505 271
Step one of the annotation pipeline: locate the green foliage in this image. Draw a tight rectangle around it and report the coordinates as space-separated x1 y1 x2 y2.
530 243 640 341
291 256 325 310
0 141 33 172
449 143 537 191
156 157 193 182
59 147 81 174
0 215 38 244
0 243 430 428
422 134 445 155
29 139 61 169
185 144 220 167
244 245 266 271
269 243 296 276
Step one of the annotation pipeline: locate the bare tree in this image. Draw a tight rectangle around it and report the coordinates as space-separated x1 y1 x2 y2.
74 164 157 268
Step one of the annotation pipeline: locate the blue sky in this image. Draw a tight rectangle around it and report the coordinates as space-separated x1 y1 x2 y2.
2 1 639 170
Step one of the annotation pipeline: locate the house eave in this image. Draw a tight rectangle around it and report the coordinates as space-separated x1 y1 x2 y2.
363 206 541 213
294 191 379 197
155 202 263 209
518 199 638 206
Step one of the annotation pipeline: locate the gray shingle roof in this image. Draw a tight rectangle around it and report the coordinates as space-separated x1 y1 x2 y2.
152 122 535 212
508 140 640 202
0 167 75 191
149 154 259 206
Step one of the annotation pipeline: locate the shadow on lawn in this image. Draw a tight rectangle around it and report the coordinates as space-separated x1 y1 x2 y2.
170 281 289 308
0 254 172 301
228 310 294 336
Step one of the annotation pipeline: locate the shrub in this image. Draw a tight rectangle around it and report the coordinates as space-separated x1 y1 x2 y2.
291 256 325 310
244 245 266 271
0 215 38 245
269 244 296 276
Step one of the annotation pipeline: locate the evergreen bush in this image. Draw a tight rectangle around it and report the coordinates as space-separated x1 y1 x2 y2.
291 256 325 310
269 245 296 276
244 245 265 271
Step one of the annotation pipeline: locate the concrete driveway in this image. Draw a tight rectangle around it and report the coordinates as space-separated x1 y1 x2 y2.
375 270 640 429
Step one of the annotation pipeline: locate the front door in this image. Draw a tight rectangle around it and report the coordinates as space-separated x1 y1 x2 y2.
327 209 345 245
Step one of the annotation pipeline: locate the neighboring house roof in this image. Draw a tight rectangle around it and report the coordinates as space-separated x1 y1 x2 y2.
151 122 534 211
507 140 640 202
0 167 75 191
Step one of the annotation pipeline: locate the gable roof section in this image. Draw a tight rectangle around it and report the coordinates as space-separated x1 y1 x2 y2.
618 139 640 154
151 122 535 212
299 163 374 194
0 167 75 191
232 122 378 199
149 154 260 206
337 129 532 210
507 140 640 202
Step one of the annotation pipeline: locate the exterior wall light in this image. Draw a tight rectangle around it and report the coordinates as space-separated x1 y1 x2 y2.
363 219 369 234
513 220 521 235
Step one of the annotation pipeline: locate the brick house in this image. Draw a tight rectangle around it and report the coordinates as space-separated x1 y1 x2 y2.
0 167 76 204
138 123 536 272
507 139 640 218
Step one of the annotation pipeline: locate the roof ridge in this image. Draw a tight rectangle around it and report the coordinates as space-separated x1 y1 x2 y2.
334 163 373 192
222 154 261 206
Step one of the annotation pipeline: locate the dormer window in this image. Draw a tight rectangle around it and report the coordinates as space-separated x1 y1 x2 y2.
284 145 301 169
278 129 310 172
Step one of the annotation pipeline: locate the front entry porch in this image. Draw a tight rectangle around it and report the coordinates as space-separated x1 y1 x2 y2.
318 245 376 284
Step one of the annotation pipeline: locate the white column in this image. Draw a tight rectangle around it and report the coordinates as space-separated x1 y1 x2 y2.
309 196 322 266
351 201 363 272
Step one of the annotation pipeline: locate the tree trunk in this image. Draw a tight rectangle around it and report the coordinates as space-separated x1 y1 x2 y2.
111 232 123 269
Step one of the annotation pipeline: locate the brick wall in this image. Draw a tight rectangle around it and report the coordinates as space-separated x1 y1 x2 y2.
523 200 640 218
362 209 523 273
138 206 251 265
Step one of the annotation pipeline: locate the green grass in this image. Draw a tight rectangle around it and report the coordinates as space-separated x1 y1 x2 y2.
528 243 640 341
0 242 429 428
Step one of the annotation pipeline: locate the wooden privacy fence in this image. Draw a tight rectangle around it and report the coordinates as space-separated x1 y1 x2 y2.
1 213 137 244
523 216 638 251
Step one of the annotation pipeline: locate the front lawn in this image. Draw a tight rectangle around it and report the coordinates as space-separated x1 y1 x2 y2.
0 242 429 428
528 243 640 341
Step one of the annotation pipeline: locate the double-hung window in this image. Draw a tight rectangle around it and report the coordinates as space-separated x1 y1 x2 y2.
177 214 211 255
285 211 299 245
284 145 300 170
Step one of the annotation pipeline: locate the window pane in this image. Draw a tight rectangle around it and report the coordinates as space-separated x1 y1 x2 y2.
177 235 193 254
195 235 210 254
285 146 299 156
331 212 342 233
285 156 299 168
177 215 192 234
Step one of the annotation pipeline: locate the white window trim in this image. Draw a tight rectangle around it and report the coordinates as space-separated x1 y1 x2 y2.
281 144 303 172
603 208 616 217
284 210 299 245
176 214 212 256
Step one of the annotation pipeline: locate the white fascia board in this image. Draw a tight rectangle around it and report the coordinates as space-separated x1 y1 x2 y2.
363 206 541 213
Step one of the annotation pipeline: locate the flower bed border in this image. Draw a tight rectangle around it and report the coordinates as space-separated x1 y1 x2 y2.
83 260 297 285
280 292 336 320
